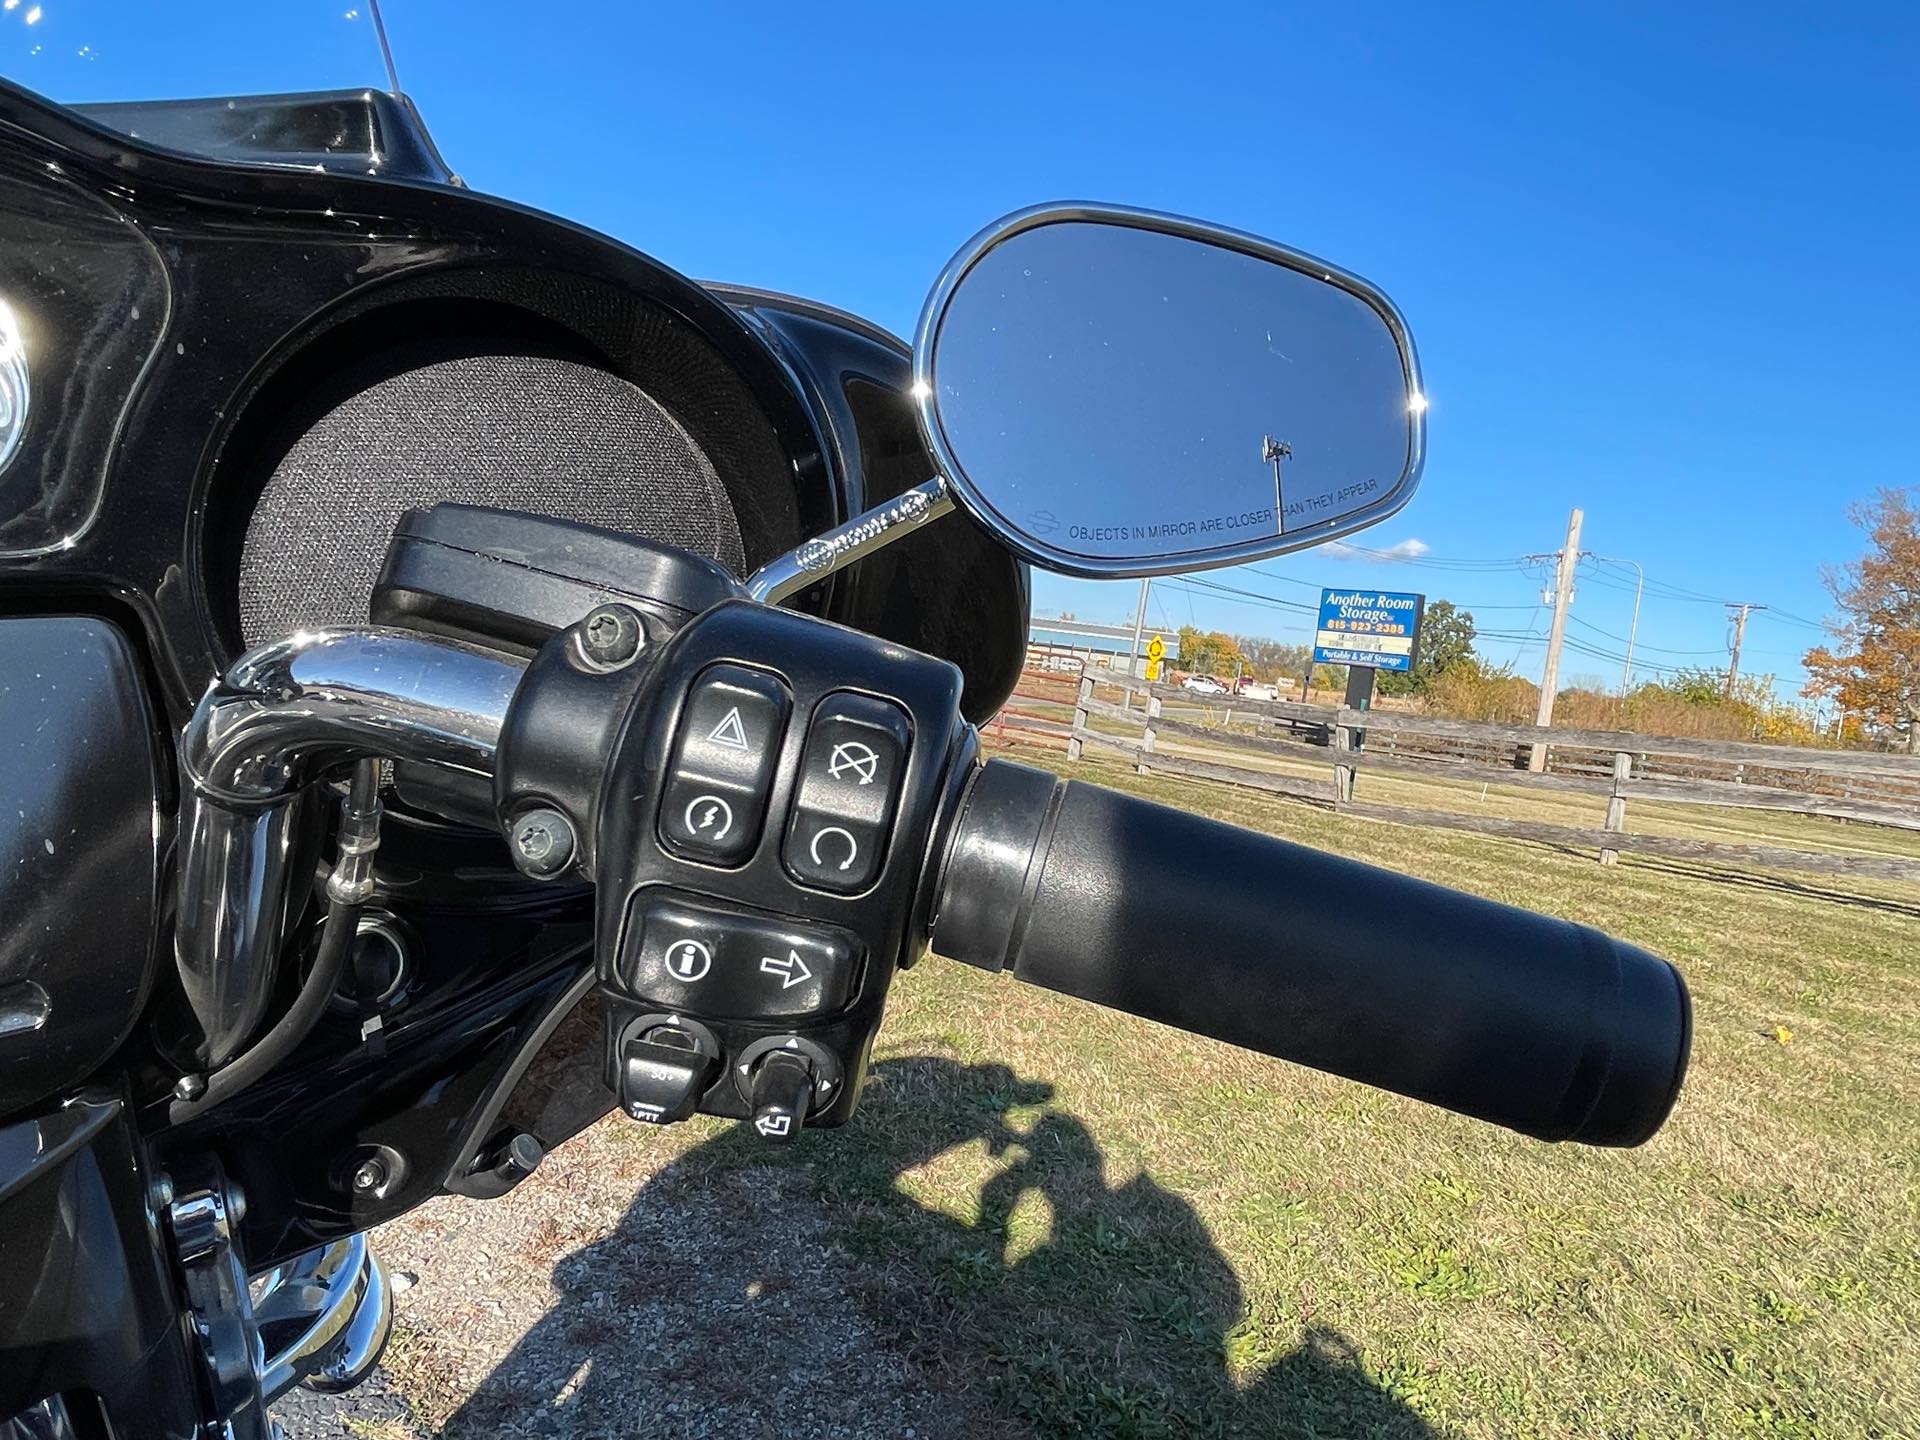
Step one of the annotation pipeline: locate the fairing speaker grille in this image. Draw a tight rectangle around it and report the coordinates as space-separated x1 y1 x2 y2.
237 353 745 647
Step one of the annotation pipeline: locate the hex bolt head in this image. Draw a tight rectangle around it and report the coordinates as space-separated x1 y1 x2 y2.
510 808 576 880
351 1158 387 1193
173 1073 207 1102
578 604 644 671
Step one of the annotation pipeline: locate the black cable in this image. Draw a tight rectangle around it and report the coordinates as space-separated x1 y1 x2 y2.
169 891 362 1123
168 763 380 1123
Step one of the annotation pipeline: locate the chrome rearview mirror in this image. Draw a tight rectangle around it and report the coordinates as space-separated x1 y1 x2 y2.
911 203 1425 578
744 202 1423 603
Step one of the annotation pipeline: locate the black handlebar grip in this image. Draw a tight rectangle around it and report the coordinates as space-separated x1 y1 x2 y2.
933 761 1690 1147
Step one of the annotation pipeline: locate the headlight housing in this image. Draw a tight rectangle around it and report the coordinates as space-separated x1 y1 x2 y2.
0 146 167 555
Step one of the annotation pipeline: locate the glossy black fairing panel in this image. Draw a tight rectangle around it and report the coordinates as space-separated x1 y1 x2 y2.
716 287 1029 725
159 885 595 1269
0 615 163 1118
0 1096 200 1436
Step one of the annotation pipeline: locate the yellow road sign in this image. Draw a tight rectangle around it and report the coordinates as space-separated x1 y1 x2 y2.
1145 634 1166 662
1145 658 1163 681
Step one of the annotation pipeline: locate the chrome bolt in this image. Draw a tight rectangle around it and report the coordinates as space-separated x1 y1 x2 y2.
173 1073 207 1102
351 1158 387 1193
509 808 576 880
578 604 644 670
148 1173 175 1211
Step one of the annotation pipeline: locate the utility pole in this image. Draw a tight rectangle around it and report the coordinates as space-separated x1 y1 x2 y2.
1123 578 1151 710
1724 602 1765 696
1606 556 1645 694
1530 507 1584 772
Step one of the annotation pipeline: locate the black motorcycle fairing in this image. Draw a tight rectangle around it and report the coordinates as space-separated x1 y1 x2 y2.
0 614 164 1117
0 81 1023 1260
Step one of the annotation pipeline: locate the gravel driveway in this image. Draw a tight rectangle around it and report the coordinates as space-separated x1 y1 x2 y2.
274 1110 1005 1439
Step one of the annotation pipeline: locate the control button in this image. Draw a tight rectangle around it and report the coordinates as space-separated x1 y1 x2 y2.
620 895 859 1020
662 938 712 983
785 815 884 892
619 1024 717 1125
676 666 788 790
660 779 761 863
748 1049 815 1142
659 665 789 865
784 694 911 894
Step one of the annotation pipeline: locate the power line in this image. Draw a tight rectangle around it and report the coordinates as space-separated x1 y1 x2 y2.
1566 613 1724 656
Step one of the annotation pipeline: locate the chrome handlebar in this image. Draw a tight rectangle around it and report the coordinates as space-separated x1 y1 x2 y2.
175 628 526 1065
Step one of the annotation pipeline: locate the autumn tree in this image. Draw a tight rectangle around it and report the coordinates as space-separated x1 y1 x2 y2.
1802 487 1920 752
1237 637 1313 681
1175 625 1244 677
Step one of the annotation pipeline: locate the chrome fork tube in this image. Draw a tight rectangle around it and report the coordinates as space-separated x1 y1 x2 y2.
176 628 526 1065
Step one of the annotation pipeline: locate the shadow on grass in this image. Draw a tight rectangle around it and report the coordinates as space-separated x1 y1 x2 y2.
438 1056 1440 1439
1626 855 1920 918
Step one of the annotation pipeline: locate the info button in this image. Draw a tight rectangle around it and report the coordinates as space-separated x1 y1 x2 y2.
620 895 859 1020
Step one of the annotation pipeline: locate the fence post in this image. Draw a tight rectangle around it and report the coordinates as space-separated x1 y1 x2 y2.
1068 676 1092 760
1334 717 1355 804
1138 695 1160 776
1600 750 1632 865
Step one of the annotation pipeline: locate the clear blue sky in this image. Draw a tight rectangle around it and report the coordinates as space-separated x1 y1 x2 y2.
12 2 1917 698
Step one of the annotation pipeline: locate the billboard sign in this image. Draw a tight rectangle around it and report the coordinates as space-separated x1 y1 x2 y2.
1311 588 1425 674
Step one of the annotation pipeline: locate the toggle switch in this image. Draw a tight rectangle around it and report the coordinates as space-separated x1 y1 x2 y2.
619 1023 717 1126
746 1048 815 1143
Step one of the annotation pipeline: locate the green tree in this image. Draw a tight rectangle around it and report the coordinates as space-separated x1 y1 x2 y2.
1376 599 1477 696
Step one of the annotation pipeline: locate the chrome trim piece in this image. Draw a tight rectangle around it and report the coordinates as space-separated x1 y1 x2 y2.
909 200 1428 580
0 980 50 1038
743 475 955 604
0 1398 81 1440
0 297 25 476
176 628 525 1064
253 1233 393 1402
167 1174 273 1440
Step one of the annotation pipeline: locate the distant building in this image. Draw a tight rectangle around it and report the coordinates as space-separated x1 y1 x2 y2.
1027 618 1179 677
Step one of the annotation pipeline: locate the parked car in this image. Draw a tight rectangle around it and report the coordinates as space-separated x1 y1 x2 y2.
1181 674 1231 694
1236 678 1281 701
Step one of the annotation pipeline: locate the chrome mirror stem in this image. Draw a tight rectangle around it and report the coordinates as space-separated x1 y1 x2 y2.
743 475 954 605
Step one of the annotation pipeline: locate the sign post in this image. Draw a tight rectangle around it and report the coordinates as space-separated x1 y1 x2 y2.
1312 588 1425 800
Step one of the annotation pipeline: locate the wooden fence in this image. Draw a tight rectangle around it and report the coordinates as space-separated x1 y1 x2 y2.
1018 673 1920 884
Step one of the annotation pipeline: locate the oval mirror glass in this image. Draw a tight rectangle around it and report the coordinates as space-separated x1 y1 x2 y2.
913 206 1424 577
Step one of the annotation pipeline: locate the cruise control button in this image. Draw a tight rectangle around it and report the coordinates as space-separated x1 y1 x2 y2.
794 695 910 829
785 815 884 893
620 896 859 1019
784 694 909 893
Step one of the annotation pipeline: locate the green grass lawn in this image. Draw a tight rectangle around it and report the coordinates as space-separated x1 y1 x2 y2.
760 750 1918 1436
